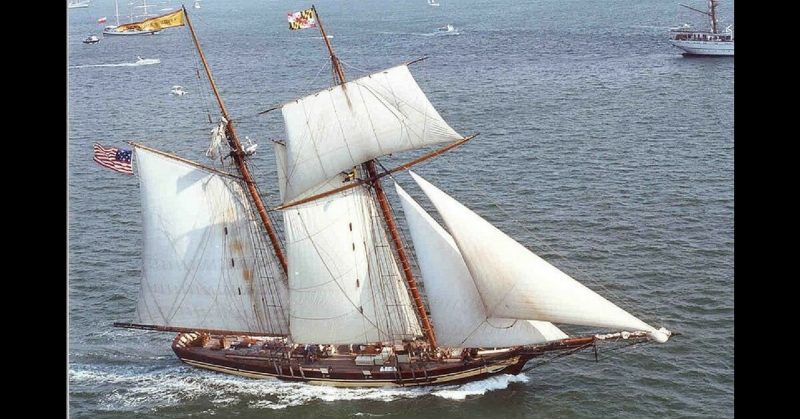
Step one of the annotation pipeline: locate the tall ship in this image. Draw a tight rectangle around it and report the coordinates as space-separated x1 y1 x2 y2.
68 0 90 9
109 6 674 388
103 0 162 36
669 1 734 56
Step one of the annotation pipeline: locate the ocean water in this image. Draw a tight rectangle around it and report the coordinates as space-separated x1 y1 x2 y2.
68 0 734 417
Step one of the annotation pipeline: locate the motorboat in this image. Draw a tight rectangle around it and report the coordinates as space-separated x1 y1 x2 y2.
436 24 459 35
438 24 454 32
83 34 100 44
170 85 188 96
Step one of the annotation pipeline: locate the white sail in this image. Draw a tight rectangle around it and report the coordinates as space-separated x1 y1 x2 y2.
277 145 422 344
409 172 670 343
274 141 343 203
280 64 463 201
134 147 289 334
395 183 566 347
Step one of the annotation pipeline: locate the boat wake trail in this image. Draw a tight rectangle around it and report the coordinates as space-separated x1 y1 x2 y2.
69 59 161 69
377 30 460 37
69 364 529 411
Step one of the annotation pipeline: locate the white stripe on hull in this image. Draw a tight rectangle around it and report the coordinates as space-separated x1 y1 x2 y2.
669 40 734 56
102 29 160 36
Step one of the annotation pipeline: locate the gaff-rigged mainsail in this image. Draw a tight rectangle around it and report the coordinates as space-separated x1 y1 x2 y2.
395 183 568 347
134 146 289 335
408 171 670 343
279 65 463 201
275 143 422 344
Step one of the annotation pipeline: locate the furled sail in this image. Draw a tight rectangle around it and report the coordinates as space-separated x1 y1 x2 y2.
276 143 422 344
134 147 289 335
280 64 463 201
409 172 670 343
396 183 567 347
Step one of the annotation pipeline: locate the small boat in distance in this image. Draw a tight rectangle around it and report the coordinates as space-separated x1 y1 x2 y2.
68 0 90 9
436 24 459 35
428 0 441 6
669 0 733 56
194 0 201 9
170 85 188 96
82 34 100 44
135 56 160 65
103 0 164 36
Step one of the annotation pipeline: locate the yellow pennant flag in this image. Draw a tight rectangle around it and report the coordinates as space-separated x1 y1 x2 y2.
115 9 185 32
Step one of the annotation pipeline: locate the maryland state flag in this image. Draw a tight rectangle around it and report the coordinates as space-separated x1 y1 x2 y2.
115 9 185 32
288 8 316 30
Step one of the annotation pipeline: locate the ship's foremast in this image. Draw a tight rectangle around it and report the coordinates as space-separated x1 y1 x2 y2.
311 5 438 348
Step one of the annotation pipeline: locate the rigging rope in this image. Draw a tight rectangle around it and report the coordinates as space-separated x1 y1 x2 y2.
520 339 652 373
338 57 369 74
373 159 431 338
183 17 216 130
219 60 331 127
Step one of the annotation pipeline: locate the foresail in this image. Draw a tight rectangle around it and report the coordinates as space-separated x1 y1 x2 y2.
134 147 289 335
409 172 669 343
280 64 463 201
277 145 422 344
395 183 567 347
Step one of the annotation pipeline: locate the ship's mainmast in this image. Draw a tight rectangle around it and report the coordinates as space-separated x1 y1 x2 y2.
679 1 719 33
183 6 288 273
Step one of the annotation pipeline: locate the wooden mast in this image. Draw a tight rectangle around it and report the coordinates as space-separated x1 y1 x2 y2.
709 0 717 33
311 5 438 348
679 2 717 33
312 5 345 85
182 6 288 274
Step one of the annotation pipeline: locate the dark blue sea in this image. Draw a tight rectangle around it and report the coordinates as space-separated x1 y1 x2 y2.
68 0 734 417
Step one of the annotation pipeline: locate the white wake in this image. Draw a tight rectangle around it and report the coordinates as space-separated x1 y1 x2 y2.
69 364 530 411
69 58 160 69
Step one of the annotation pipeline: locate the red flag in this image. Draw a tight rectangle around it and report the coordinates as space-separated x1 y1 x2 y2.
97 17 107 24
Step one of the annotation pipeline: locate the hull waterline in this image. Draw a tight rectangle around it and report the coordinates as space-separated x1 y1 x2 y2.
670 39 734 56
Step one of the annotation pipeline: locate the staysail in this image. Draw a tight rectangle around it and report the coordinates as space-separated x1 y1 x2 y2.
276 143 422 344
409 172 670 343
395 183 567 347
134 146 289 335
280 64 463 201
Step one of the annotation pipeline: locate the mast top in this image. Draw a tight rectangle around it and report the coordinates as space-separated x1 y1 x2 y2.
311 5 346 86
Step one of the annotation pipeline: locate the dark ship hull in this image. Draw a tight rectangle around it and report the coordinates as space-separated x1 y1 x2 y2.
173 332 540 388
171 332 612 388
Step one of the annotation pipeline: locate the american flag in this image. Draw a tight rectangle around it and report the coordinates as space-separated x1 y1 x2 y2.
93 143 133 175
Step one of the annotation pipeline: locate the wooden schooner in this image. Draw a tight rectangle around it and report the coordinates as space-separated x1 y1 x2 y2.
114 5 673 388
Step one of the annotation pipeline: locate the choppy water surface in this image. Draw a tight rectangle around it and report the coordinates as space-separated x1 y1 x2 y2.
68 0 733 417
